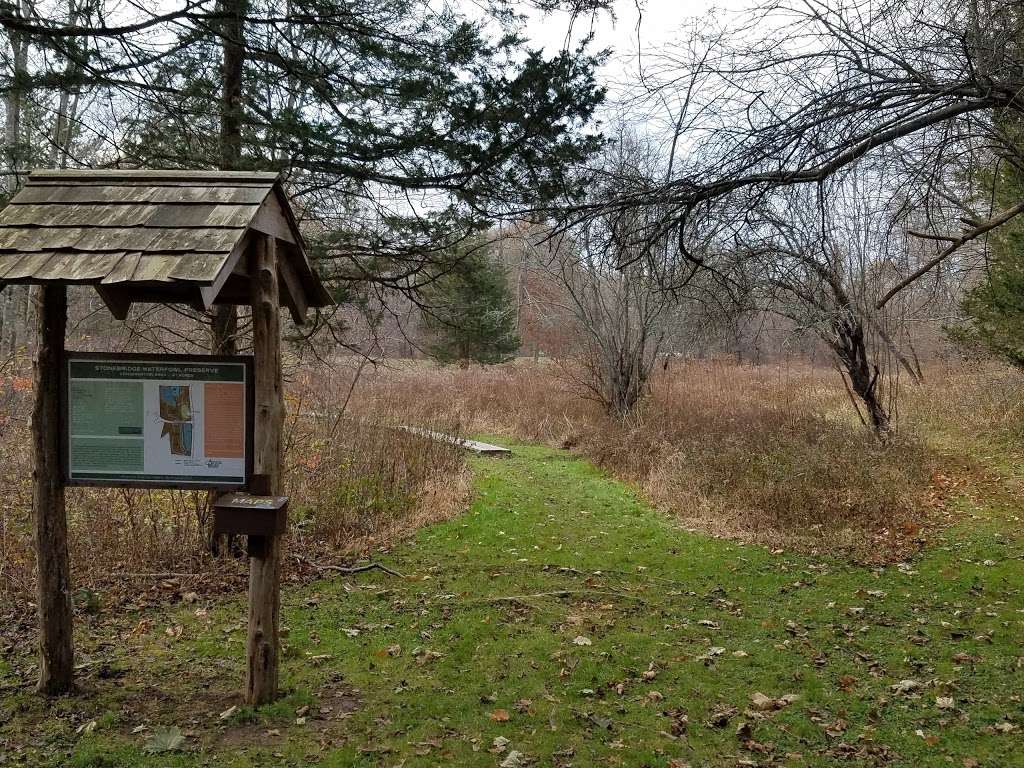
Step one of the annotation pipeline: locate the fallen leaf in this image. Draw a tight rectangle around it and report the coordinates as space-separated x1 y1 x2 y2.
514 699 533 714
890 679 921 695
697 646 726 663
707 705 738 727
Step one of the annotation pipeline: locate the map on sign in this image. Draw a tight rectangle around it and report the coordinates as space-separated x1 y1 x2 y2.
64 355 252 487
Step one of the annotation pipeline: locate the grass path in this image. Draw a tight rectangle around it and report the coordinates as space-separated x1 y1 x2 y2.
3 441 1023 767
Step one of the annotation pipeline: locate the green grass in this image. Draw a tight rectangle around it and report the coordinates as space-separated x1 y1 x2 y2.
2 440 1023 766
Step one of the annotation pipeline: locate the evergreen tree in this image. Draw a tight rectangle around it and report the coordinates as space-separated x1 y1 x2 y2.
4 0 608 315
423 245 520 365
953 125 1024 367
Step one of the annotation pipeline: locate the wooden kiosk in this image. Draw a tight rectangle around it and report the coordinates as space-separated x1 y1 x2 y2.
0 170 331 701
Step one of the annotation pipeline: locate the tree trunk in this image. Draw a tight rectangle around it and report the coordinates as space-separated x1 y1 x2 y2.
2 7 28 355
832 316 890 434
208 0 248 554
32 284 74 694
211 0 247 354
245 234 283 706
218 0 247 171
211 0 246 355
4 0 28 195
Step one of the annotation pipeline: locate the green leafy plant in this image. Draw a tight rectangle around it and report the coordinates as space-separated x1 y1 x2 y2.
142 726 185 754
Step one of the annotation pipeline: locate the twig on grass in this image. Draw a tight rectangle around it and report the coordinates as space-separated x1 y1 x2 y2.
466 589 649 604
291 553 405 578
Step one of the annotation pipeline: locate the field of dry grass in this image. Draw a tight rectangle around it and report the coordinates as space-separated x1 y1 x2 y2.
3 353 1020 612
0 356 469 610
345 356 1024 562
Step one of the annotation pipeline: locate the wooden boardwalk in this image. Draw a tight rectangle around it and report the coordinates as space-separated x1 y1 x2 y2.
398 426 511 456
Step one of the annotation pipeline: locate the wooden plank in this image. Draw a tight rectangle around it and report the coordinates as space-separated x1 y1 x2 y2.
0 253 33 279
399 426 511 456
150 187 269 205
130 254 184 282
27 169 279 183
100 252 141 284
200 231 251 307
2 253 60 280
0 227 87 250
31 252 120 281
13 252 63 280
250 197 296 244
168 252 229 282
145 203 257 228
27 253 76 281
208 203 260 227
11 185 140 205
94 284 132 319
147 227 242 253
70 228 163 253
0 203 159 227
143 203 222 228
0 226 241 254
279 239 333 308
11 185 270 206
277 250 308 325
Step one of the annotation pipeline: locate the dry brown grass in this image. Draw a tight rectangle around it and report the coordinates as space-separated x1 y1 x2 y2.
345 357 1019 562
3 353 1019 609
0 357 469 609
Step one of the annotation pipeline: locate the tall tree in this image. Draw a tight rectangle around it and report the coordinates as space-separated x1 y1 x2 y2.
210 0 248 356
569 0 1024 313
4 0 607 315
422 243 520 365
954 148 1024 367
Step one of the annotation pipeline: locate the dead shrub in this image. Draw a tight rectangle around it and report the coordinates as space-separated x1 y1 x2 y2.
0 357 469 610
345 358 957 561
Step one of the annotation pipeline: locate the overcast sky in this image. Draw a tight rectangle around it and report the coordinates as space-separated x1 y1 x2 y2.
524 0 752 66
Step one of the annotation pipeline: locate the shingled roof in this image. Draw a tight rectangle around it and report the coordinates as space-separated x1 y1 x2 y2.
0 170 332 324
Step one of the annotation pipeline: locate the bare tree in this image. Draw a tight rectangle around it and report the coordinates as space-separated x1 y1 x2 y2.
552 222 676 416
566 0 1024 319
545 134 684 417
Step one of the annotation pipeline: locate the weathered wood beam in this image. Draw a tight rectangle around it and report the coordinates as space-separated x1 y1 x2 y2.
276 243 308 325
94 284 132 320
245 233 284 706
250 197 296 244
32 284 75 695
200 231 251 309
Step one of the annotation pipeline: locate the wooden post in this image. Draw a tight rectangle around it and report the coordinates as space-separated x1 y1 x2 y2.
245 234 284 705
32 284 74 694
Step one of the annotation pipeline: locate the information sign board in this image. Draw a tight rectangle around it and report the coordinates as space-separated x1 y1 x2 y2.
62 353 254 488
